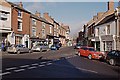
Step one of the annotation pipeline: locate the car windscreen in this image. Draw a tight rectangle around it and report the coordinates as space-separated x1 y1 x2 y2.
88 48 95 51
16 45 24 48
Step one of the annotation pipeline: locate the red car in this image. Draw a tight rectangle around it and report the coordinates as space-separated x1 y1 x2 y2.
78 46 103 60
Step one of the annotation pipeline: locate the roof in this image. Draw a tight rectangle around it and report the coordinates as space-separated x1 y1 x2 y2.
95 10 115 26
50 17 60 26
30 13 53 26
7 1 31 14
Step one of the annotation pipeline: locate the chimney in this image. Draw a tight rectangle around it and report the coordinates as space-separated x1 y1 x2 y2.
107 0 114 11
118 1 120 7
97 12 104 18
19 2 23 8
93 16 97 20
43 12 49 19
35 11 41 17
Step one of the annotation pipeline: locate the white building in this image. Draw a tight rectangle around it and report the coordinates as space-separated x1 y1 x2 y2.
0 0 14 45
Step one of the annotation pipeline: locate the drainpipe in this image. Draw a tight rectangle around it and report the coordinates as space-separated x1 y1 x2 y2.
115 8 118 50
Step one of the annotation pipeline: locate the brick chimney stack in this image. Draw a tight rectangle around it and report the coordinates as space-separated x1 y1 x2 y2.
19 2 23 8
35 11 41 17
43 12 49 18
107 0 114 11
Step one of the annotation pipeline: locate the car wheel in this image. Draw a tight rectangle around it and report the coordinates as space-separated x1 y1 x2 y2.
29 50 32 53
17 50 20 54
109 59 115 66
88 54 92 60
40 48 42 52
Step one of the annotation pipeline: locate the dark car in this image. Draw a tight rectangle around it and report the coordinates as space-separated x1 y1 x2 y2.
50 44 60 50
74 43 81 49
106 50 120 66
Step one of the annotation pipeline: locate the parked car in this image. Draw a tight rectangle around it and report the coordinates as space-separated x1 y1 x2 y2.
7 44 32 54
32 43 49 52
50 44 59 50
0 43 2 51
78 46 103 60
74 43 81 49
106 50 120 66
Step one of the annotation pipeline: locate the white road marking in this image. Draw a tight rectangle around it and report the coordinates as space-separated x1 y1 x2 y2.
20 65 29 68
14 69 25 72
31 63 39 66
38 65 45 67
0 72 11 76
41 62 46 64
76 67 98 74
28 66 37 69
46 63 52 65
6 67 17 70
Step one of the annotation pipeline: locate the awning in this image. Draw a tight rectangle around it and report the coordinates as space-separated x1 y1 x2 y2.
30 37 46 42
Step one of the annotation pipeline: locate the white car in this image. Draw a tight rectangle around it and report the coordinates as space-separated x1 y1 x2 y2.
32 44 49 52
7 44 32 54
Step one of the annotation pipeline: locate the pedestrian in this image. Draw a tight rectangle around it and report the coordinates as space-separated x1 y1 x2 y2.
1 41 5 51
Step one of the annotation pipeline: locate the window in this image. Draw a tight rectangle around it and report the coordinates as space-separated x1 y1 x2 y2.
32 19 36 26
107 25 110 34
88 48 95 51
0 12 8 21
0 17 7 21
18 10 22 17
42 22 45 29
50 25 52 34
97 28 99 36
32 28 36 36
42 29 45 38
18 21 22 31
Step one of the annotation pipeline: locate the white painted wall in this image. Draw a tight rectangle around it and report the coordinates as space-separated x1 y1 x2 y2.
0 5 11 30
95 21 116 51
7 32 15 44
95 21 116 36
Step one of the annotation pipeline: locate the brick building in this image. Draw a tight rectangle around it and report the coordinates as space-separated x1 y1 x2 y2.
8 2 31 48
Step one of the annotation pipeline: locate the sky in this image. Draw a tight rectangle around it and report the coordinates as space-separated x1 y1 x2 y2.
7 0 119 38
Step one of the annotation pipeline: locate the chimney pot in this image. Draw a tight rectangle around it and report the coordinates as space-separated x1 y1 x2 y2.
35 11 41 17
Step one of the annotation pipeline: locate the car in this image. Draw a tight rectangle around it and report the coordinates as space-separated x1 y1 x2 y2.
74 43 81 49
106 50 120 66
7 44 32 54
32 43 49 52
50 44 58 50
78 46 103 60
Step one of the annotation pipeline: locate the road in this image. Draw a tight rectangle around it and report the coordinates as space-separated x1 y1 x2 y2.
0 46 120 79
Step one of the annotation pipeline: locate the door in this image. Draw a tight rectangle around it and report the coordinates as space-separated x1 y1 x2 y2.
80 47 86 56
